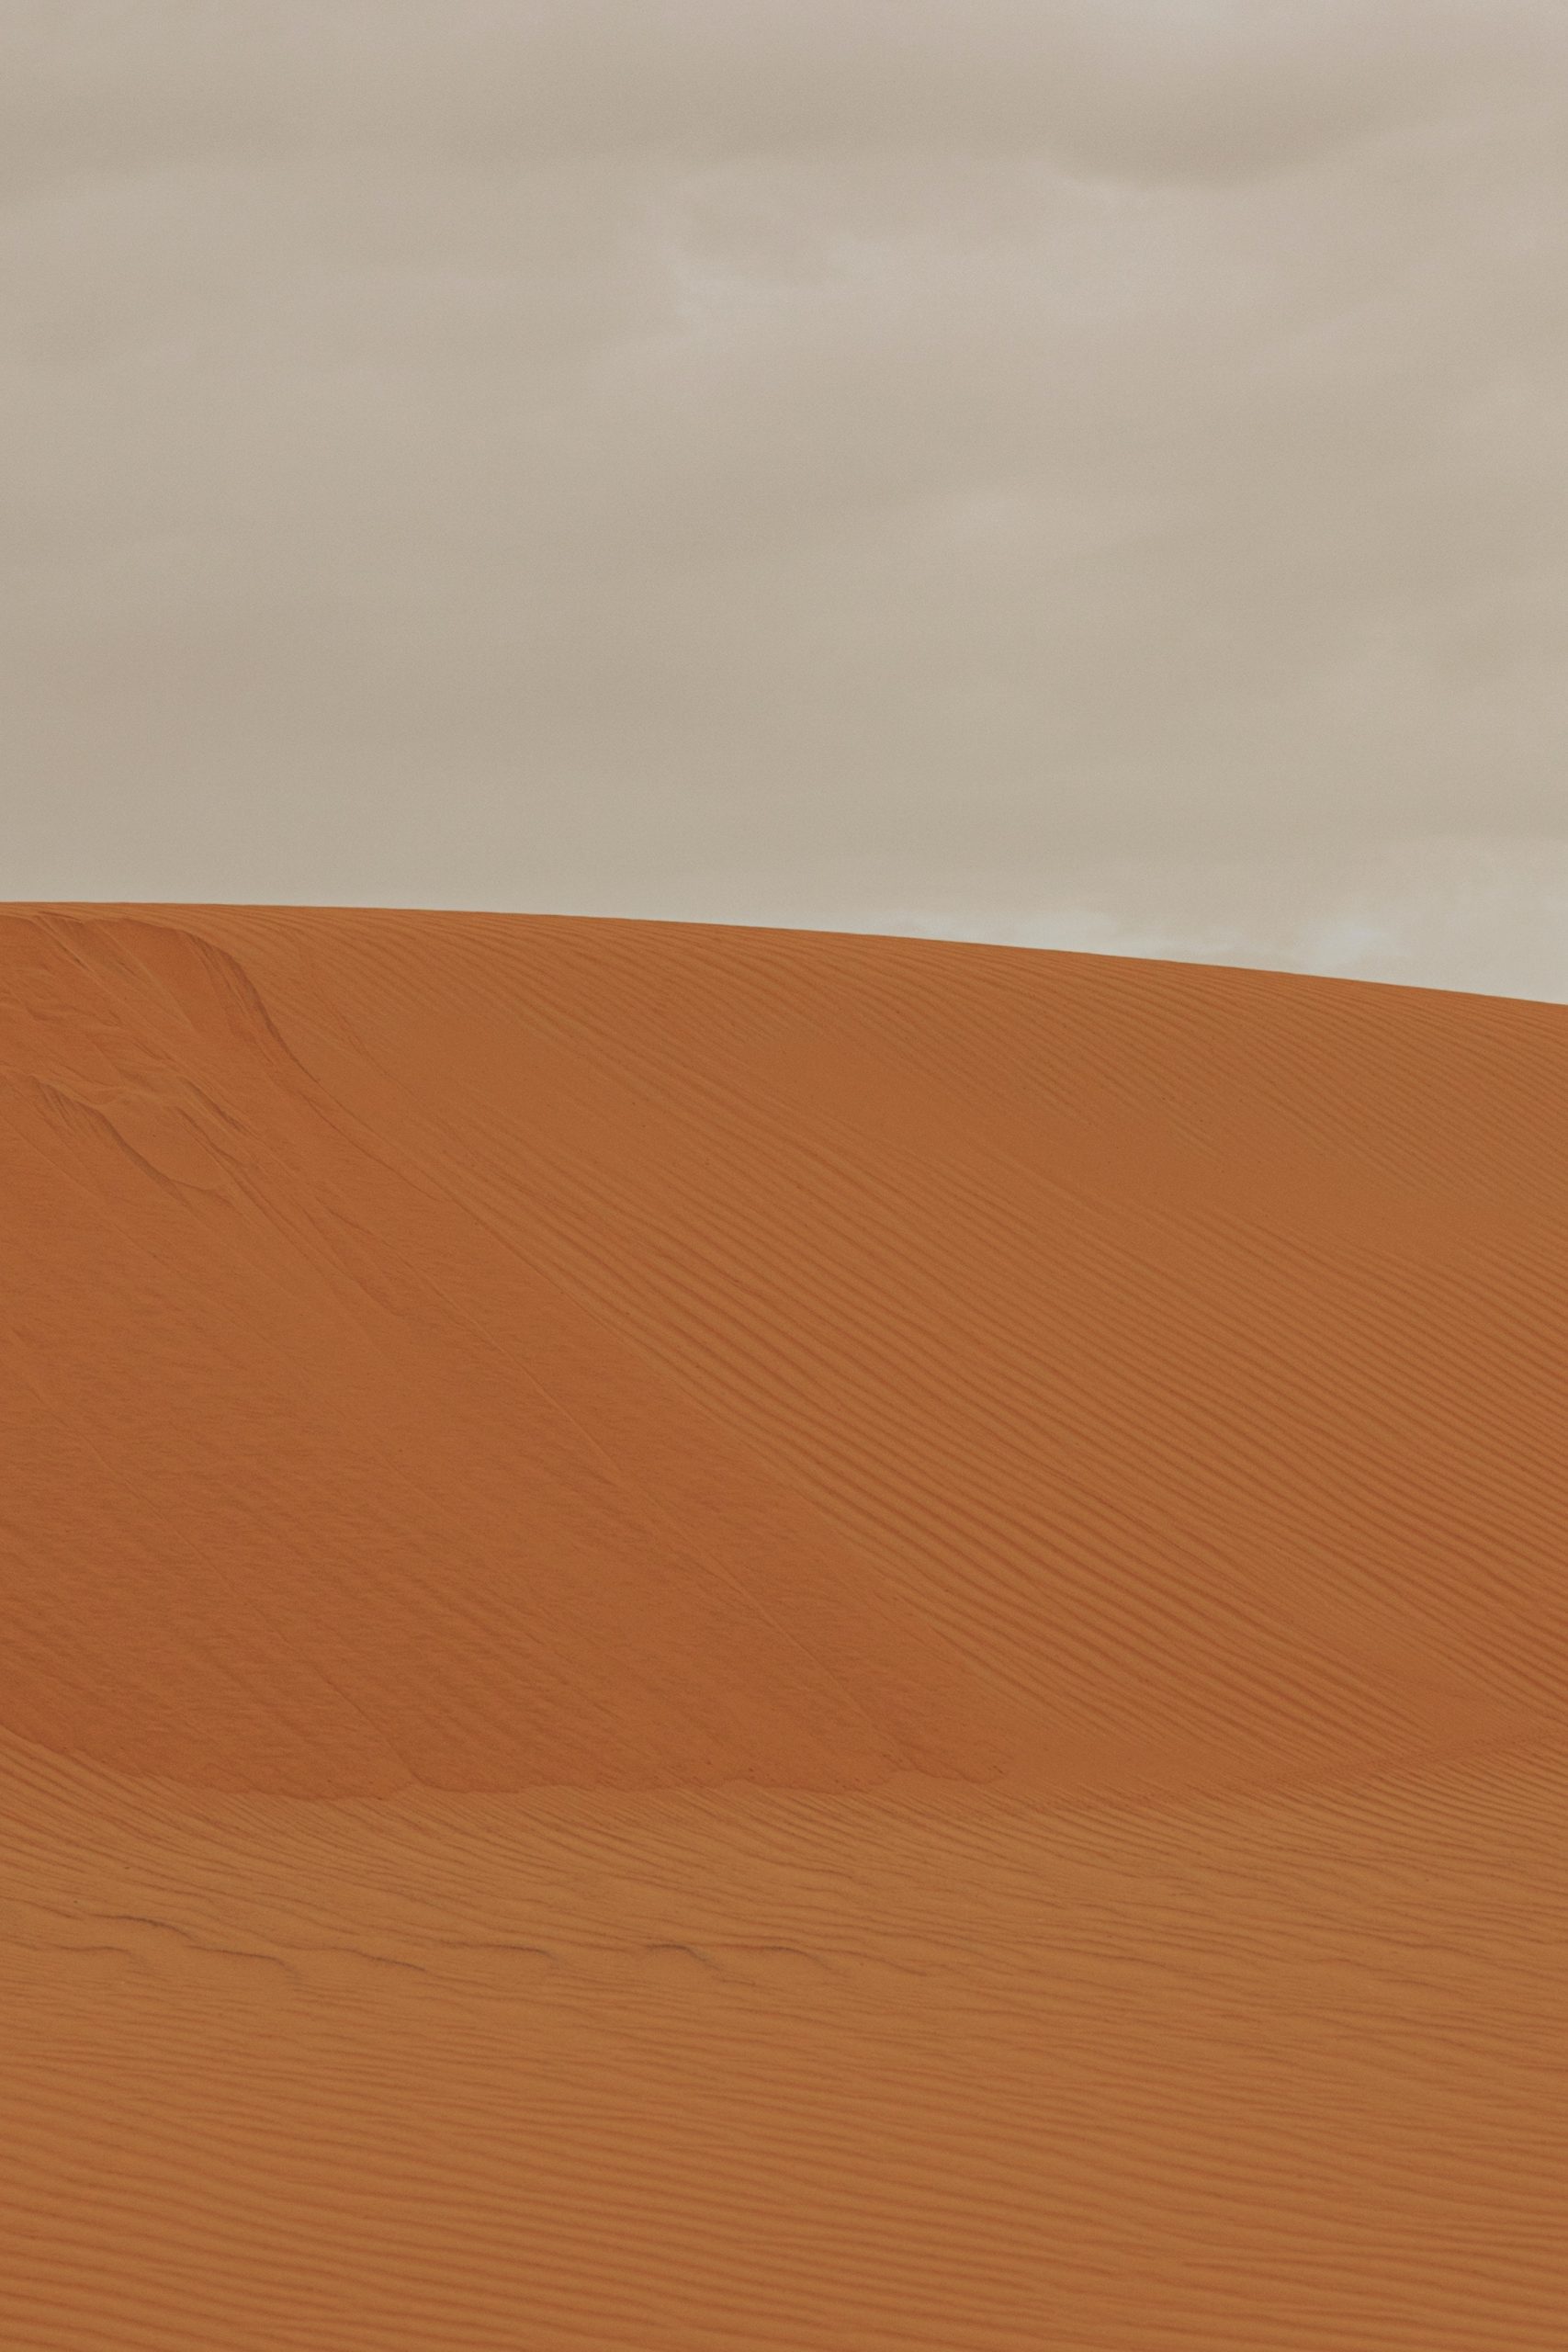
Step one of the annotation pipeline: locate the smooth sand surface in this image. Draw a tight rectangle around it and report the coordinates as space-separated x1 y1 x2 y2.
4 903 1567 2347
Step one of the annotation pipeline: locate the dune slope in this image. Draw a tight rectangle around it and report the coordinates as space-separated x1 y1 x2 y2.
3 903 1567 2349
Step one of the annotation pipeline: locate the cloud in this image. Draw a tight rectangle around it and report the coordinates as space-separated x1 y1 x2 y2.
0 4 1500 187
4 1 1567 987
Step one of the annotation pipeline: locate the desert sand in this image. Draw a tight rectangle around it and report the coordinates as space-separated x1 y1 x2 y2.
3 901 1566 2349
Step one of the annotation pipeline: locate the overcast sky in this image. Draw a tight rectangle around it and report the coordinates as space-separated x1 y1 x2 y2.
5 1 1567 997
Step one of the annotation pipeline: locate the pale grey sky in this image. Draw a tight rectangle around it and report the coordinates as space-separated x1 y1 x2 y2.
5 2 1567 996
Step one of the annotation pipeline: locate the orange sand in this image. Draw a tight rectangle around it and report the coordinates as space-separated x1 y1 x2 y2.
3 902 1566 2347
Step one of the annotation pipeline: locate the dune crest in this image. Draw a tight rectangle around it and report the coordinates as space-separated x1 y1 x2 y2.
5 903 1566 1799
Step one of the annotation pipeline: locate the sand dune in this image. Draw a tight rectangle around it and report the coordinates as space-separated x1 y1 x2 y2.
4 902 1566 2347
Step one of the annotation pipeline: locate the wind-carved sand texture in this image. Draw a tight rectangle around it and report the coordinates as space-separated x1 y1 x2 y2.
3 902 1566 2349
